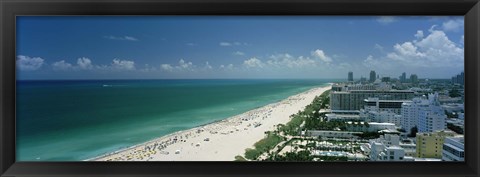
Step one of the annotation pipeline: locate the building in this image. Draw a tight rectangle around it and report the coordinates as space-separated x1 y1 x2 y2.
331 83 377 92
330 90 415 112
441 103 464 113
416 130 455 158
346 122 396 132
369 143 411 161
360 77 367 83
326 113 364 122
370 70 376 83
400 72 407 83
381 77 391 82
367 134 416 161
372 111 402 126
401 93 446 134
410 74 418 84
451 72 465 85
417 105 447 133
400 139 417 157
348 71 353 82
304 130 363 139
442 136 464 161
401 98 429 133
364 97 408 114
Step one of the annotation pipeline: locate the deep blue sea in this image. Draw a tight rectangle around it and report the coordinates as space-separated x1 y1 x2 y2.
16 79 334 161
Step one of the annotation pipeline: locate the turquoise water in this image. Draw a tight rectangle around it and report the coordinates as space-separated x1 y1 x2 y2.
16 79 333 161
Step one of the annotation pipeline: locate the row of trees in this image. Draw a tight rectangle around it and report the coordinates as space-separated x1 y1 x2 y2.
244 131 284 160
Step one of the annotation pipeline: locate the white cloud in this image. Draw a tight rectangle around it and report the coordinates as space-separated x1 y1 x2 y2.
266 54 316 68
177 59 194 70
363 55 385 68
204 61 213 70
312 49 332 63
243 57 264 68
220 42 232 46
160 59 197 72
16 55 44 71
461 35 464 44
385 29 463 67
77 57 93 70
374 44 384 51
140 64 157 72
160 64 174 71
104 35 138 41
241 53 319 71
233 51 245 56
111 59 135 70
429 25 438 32
415 30 424 39
388 42 426 60
220 64 234 70
220 41 246 47
52 60 73 70
376 16 397 24
442 19 463 32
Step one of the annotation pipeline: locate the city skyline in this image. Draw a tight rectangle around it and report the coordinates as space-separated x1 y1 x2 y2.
17 16 464 80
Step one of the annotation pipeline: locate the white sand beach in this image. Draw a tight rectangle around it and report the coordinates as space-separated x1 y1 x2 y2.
91 84 332 161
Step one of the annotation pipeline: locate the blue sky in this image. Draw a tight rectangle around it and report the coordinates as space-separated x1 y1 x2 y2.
16 16 464 80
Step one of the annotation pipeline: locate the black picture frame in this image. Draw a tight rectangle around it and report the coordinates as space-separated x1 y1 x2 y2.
1 0 479 176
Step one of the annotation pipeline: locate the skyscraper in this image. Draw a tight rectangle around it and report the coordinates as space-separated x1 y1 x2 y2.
400 72 406 83
370 70 376 83
348 71 353 82
451 71 465 85
410 74 418 83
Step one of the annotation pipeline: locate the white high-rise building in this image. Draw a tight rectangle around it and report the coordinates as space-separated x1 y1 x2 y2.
418 93 447 133
401 98 429 133
401 93 446 133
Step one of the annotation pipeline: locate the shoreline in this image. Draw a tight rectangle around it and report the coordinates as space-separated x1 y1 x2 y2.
90 83 332 161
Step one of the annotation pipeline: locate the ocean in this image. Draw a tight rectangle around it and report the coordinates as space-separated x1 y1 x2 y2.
16 79 333 161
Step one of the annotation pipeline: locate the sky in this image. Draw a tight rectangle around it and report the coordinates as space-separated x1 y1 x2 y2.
16 16 464 80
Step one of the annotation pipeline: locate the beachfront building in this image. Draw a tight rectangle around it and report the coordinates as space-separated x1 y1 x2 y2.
442 136 464 161
360 110 402 126
325 113 364 122
346 122 396 132
418 93 446 133
331 83 376 92
330 90 415 112
401 93 446 133
304 130 363 139
401 98 428 133
416 130 455 158
417 107 446 133
363 97 407 114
